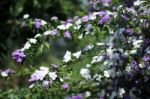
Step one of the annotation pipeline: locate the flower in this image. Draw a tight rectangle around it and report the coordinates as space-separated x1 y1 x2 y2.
101 0 111 4
51 16 58 21
49 72 57 80
80 68 91 79
57 23 73 30
98 15 110 24
62 83 70 89
143 55 150 62
72 94 82 99
34 19 42 29
12 50 26 62
73 51 81 59
103 70 110 78
22 42 31 50
44 29 58 36
82 15 89 22
64 31 71 38
29 38 37 44
23 14 29 19
63 51 72 63
29 67 49 82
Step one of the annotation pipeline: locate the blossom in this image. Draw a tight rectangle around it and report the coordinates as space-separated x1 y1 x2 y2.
101 0 111 4
51 16 58 21
29 67 49 82
73 51 81 59
98 15 110 24
12 50 26 62
42 80 50 87
1 69 15 77
103 70 110 78
29 38 37 44
143 55 150 62
23 14 29 19
80 68 91 79
72 94 82 99
49 72 57 80
85 91 91 97
57 23 73 30
34 19 42 29
64 31 71 38
84 44 94 51
22 42 31 51
62 83 70 89
44 29 58 36
82 15 89 22
63 51 72 63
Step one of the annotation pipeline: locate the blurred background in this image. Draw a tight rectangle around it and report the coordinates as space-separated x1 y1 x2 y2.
0 0 88 67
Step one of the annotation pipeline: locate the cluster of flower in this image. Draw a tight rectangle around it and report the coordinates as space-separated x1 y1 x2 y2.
11 0 150 98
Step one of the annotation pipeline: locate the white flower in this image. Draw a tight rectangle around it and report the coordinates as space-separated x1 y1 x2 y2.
23 14 29 19
63 51 72 63
29 83 34 89
134 0 145 6
89 14 96 20
42 80 49 87
34 33 42 38
80 68 91 80
29 38 37 44
118 88 125 98
49 72 57 80
84 44 94 51
22 42 31 51
104 70 110 78
29 66 49 82
41 20 47 25
57 24 66 30
1 72 8 77
85 91 91 97
96 42 104 46
44 30 51 36
57 23 72 30
73 51 81 59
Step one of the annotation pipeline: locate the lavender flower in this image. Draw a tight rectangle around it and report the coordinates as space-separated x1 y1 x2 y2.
64 31 71 38
143 55 150 62
98 15 110 24
34 19 41 29
62 83 69 89
124 28 133 35
12 50 26 62
82 15 89 22
101 0 111 4
50 29 58 36
72 94 82 99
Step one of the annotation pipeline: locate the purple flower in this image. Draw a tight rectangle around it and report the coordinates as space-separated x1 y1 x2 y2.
143 55 150 62
98 15 110 24
72 94 82 99
122 15 129 20
64 31 71 38
12 50 26 62
97 11 107 17
101 0 111 4
82 15 89 22
67 18 73 23
131 60 137 67
124 28 133 35
34 19 41 29
62 83 69 89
